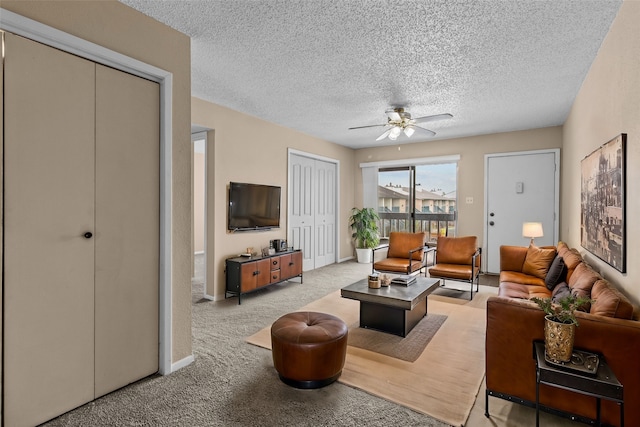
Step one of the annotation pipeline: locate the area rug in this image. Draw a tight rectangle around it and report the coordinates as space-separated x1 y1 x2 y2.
246 290 488 426
347 313 447 362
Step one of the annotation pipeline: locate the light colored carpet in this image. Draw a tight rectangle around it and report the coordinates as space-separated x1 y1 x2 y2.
40 258 582 427
247 290 490 426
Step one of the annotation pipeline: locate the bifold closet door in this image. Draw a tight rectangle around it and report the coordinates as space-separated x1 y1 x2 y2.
3 33 160 426
94 64 159 397
3 33 96 427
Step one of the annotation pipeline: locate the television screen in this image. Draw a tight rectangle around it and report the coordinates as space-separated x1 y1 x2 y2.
228 182 281 231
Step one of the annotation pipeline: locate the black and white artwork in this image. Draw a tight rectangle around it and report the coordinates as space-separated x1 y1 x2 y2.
581 134 626 273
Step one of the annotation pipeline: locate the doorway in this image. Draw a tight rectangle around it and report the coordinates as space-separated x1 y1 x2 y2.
484 149 560 273
192 131 207 301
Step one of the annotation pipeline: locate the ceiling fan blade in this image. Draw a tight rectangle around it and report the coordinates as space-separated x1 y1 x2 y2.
348 123 387 130
376 129 392 141
412 113 453 124
413 125 436 137
386 110 402 121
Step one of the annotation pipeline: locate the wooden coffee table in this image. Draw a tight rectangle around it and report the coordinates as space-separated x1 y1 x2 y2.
340 277 440 337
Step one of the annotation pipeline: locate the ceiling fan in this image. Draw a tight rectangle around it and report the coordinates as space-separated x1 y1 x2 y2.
349 108 453 141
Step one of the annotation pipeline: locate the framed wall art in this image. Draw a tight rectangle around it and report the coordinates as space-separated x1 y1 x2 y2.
580 133 626 273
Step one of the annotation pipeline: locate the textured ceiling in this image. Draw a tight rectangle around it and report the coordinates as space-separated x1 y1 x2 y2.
120 0 621 149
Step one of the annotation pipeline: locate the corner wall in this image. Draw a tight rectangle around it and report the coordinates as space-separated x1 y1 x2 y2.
562 0 639 304
191 97 356 300
1 0 193 363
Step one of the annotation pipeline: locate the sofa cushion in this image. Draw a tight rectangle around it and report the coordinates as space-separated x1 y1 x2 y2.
500 270 546 287
556 241 570 256
545 256 567 290
590 279 635 319
551 281 571 303
568 262 600 311
562 249 583 282
498 281 551 299
522 245 556 280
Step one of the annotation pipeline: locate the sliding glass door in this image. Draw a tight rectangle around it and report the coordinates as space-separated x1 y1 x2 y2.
378 163 457 242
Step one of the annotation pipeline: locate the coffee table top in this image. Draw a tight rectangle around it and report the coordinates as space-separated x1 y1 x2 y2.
341 277 440 310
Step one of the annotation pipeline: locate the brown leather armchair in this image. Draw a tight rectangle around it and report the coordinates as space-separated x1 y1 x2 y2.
428 236 481 300
372 232 433 275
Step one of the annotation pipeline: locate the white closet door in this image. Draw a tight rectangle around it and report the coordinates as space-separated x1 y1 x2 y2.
3 33 96 427
3 34 160 426
289 154 315 271
314 160 336 268
94 65 159 397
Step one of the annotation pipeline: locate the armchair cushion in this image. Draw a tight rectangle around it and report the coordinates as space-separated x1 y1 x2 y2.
435 236 479 265
386 232 426 260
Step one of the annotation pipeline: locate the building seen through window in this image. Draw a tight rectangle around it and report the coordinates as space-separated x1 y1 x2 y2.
378 163 457 241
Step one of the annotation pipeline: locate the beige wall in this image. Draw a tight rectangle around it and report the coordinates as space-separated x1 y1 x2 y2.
563 0 639 304
1 1 193 362
353 126 563 243
191 97 356 299
193 152 205 253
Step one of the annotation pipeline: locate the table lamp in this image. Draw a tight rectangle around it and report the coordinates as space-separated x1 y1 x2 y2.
523 222 543 245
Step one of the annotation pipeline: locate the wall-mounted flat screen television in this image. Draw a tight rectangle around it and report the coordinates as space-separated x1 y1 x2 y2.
228 182 281 231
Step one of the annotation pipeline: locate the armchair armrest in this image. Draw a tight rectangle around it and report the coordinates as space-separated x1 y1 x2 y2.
372 244 389 254
471 247 482 276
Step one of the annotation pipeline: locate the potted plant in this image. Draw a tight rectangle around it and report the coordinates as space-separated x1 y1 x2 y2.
531 294 593 363
348 207 380 263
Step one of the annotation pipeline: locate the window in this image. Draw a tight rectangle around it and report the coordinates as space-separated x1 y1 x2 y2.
378 162 457 241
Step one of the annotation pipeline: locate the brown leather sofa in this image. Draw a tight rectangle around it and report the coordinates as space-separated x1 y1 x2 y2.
486 242 640 426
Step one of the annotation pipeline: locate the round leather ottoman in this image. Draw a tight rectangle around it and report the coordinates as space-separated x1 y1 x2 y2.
271 311 348 389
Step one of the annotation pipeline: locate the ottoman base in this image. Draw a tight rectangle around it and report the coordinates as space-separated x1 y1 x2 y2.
278 372 342 389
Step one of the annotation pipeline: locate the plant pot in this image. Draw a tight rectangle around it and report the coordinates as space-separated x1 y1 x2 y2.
355 248 372 264
544 315 576 363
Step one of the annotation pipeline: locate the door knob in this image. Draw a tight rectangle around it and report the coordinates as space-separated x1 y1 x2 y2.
84 232 93 239
489 221 495 226
490 212 495 217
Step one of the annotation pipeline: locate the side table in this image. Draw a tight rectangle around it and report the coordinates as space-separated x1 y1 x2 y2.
533 341 624 426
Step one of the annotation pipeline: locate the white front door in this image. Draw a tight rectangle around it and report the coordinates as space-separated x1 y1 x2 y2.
484 150 559 273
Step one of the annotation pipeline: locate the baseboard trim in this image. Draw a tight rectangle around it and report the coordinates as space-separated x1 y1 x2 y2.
339 256 354 263
170 354 194 373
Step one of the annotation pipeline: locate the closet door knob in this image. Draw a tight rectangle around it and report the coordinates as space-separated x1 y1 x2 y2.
84 232 93 239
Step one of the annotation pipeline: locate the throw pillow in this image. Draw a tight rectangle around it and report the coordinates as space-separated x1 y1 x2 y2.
545 256 567 290
522 245 557 280
551 282 571 303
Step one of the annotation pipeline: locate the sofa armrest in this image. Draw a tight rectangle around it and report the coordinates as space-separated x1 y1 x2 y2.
499 245 528 272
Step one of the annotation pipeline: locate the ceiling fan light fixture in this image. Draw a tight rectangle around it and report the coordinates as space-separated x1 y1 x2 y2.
389 126 402 140
403 126 415 137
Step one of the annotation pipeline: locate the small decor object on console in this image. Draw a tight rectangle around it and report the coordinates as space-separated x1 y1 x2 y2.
531 294 593 363
368 274 380 289
391 274 417 286
379 274 391 287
